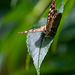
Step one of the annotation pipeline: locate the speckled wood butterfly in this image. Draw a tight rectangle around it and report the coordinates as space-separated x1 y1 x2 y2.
19 0 62 37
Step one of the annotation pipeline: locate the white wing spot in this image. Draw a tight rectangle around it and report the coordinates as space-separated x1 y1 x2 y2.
51 10 53 13
49 8 51 11
49 13 50 15
25 31 27 33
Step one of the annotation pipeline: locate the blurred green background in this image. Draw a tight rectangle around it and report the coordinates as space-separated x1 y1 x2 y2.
0 0 75 75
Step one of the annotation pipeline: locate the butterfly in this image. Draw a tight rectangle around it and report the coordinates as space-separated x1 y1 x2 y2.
19 0 62 37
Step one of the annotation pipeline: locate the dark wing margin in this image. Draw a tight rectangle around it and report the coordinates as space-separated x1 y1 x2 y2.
46 0 58 31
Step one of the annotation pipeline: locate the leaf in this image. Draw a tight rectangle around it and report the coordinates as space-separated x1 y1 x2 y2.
27 18 53 73
26 0 64 74
27 33 53 73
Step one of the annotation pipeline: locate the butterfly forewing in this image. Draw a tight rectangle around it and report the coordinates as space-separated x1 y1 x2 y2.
18 25 46 33
46 0 57 31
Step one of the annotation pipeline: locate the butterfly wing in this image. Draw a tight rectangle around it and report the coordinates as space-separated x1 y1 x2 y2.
46 0 58 31
18 25 46 33
19 0 57 34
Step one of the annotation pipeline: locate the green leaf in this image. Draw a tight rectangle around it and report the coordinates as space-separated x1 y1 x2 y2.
27 18 53 74
26 0 64 74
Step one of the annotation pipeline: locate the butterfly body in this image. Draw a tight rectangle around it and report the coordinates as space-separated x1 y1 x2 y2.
19 0 62 38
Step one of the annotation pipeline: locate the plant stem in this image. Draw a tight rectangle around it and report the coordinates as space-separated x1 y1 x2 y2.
37 72 40 75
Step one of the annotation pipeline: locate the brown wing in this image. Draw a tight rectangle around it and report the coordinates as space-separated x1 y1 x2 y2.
18 0 57 34
46 0 58 31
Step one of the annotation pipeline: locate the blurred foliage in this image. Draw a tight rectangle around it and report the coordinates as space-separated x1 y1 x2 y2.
0 0 75 75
